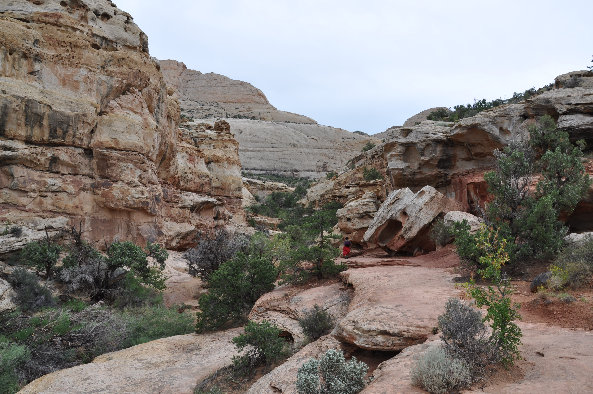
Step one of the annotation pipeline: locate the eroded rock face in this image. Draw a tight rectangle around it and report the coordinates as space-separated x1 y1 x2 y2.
363 186 461 254
20 329 242 394
0 277 16 313
0 1 244 251
334 266 460 351
242 177 295 201
336 192 380 244
160 60 376 178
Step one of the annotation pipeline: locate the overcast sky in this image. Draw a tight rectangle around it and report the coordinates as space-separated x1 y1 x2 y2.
116 0 592 134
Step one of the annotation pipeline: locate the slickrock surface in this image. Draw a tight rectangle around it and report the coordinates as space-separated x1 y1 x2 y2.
334 265 460 351
0 0 244 251
19 329 242 394
160 60 376 178
363 323 593 393
248 282 350 344
363 186 461 254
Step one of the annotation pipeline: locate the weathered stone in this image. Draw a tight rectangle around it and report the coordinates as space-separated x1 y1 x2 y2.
20 329 242 394
336 192 380 243
0 217 69 255
363 186 461 254
334 266 460 351
443 211 484 233
0 278 16 313
242 177 295 201
0 1 245 250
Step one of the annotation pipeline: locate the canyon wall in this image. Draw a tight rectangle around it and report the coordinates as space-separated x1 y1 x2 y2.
160 59 375 178
0 0 244 252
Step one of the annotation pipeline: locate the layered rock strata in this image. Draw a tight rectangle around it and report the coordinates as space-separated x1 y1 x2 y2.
0 1 244 251
160 60 376 178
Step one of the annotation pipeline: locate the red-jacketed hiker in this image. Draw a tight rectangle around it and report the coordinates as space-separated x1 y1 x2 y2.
342 237 352 258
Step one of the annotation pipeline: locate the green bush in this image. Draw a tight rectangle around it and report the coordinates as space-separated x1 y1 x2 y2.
548 237 593 289
361 142 375 152
196 249 277 332
326 171 337 179
8 268 55 312
0 336 30 394
463 228 522 366
231 321 287 375
362 167 382 181
20 239 61 278
411 346 472 394
298 305 334 341
296 349 368 394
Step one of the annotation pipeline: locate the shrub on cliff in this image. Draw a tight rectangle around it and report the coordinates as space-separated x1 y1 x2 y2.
231 321 287 375
455 116 590 267
296 349 368 394
8 268 55 312
184 229 249 281
195 241 278 332
19 238 61 278
362 167 382 181
298 305 334 341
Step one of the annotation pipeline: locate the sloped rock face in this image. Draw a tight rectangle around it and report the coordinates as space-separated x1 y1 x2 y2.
363 186 461 254
20 329 242 394
160 60 315 124
242 177 295 201
160 60 376 178
402 106 450 127
0 1 244 251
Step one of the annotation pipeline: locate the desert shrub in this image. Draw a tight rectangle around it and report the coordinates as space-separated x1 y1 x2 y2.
438 298 493 378
548 236 593 289
19 239 61 278
296 349 368 394
361 142 375 152
362 167 382 181
0 336 30 394
184 229 249 280
196 248 277 332
298 305 334 341
8 268 55 312
122 305 194 347
411 346 472 394
326 171 337 179
60 240 168 303
430 218 454 247
231 321 287 375
463 228 522 366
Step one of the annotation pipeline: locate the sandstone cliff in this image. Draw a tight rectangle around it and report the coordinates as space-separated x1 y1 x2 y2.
160 60 375 178
0 0 244 252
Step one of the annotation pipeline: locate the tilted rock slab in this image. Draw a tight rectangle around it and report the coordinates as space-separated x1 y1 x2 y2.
363 186 460 254
334 266 460 351
20 329 242 394
0 0 244 251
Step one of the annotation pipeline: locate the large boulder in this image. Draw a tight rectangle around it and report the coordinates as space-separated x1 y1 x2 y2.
0 278 16 313
0 1 245 250
334 266 460 351
20 329 242 394
363 186 461 254
443 210 484 233
336 192 380 243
